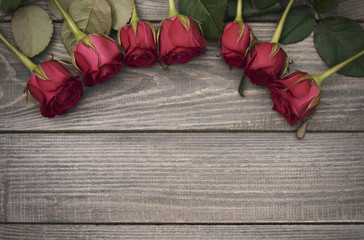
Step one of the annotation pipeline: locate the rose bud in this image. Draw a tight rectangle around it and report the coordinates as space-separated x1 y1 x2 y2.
0 31 83 118
26 61 84 118
244 42 288 85
220 22 252 68
72 34 124 87
118 1 158 68
53 0 123 87
158 0 206 66
244 0 295 85
219 0 253 68
268 71 321 126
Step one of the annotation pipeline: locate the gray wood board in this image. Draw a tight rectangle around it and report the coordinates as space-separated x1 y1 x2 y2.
1 0 363 22
1 133 363 223
1 23 364 131
1 224 364 240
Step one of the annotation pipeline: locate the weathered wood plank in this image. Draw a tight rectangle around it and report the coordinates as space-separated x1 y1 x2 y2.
1 224 364 240
1 0 364 22
0 23 364 131
1 133 363 223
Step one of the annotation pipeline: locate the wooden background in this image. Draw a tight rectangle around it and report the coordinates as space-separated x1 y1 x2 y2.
1 0 364 239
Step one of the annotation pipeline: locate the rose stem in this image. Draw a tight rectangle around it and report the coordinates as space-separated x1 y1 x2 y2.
296 110 316 139
234 0 243 23
53 0 86 42
271 0 295 44
0 32 37 72
313 50 364 87
168 0 179 18
130 0 140 22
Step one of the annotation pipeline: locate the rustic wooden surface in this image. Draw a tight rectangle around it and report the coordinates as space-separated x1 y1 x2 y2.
1 0 364 239
1 133 364 223
1 224 364 239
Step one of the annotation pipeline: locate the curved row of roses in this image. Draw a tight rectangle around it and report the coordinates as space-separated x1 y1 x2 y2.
0 0 363 138
0 0 207 118
222 0 364 138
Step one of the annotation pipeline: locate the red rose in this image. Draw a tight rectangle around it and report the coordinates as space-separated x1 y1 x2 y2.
119 20 158 68
72 34 124 87
268 72 321 126
27 60 83 118
244 42 288 85
219 22 252 68
158 15 207 65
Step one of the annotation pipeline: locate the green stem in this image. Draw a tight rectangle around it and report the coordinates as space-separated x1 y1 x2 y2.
168 0 179 18
0 32 37 72
313 50 364 87
53 0 86 42
234 0 243 23
130 0 140 22
296 110 316 139
271 0 294 43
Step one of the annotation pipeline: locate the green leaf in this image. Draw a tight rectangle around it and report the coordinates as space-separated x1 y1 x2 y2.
1 0 22 12
314 17 364 77
107 0 133 31
254 0 280 10
179 0 226 39
11 5 53 57
279 6 315 44
61 0 112 53
47 0 73 20
227 0 281 20
313 0 340 13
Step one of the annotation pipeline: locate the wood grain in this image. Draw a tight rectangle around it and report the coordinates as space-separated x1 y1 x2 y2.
1 23 364 132
1 1 363 237
1 224 364 239
1 133 363 223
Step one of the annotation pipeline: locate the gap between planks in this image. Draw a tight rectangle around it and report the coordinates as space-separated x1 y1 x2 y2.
1 224 364 240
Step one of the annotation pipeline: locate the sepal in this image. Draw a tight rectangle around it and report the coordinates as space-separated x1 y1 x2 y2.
70 50 80 72
31 65 50 81
281 50 290 78
79 35 97 52
146 21 157 43
24 65 50 104
269 43 281 59
157 18 167 44
23 81 39 105
234 21 245 43
244 25 258 59
50 58 81 75
177 14 190 32
131 20 139 38
190 17 204 37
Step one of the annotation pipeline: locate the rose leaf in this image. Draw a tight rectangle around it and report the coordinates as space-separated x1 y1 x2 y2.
47 0 73 20
313 0 340 13
1 0 22 12
314 17 364 77
11 5 53 57
107 0 133 31
61 0 112 53
279 6 315 44
254 0 280 10
179 0 226 39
